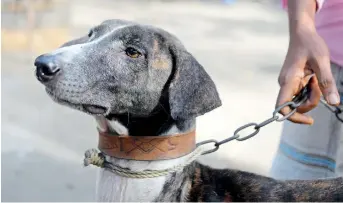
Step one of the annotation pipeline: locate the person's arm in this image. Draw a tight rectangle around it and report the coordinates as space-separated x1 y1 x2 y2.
281 0 325 11
287 0 317 32
283 0 325 32
276 0 339 125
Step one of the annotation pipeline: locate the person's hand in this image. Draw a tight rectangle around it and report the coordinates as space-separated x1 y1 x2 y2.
276 26 340 125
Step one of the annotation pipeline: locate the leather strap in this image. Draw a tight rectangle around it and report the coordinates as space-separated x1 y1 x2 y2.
98 130 196 161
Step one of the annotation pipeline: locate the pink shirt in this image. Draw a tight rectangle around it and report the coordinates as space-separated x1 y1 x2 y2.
282 0 343 66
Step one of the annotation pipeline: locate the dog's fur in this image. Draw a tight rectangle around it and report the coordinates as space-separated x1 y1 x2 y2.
35 19 343 202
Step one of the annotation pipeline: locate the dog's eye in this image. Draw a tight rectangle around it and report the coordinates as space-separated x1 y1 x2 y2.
125 47 141 58
88 30 93 38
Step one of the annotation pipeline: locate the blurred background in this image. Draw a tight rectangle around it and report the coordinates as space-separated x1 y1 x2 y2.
2 0 289 201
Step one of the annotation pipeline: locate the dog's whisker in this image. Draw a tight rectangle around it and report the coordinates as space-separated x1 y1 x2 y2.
127 112 130 125
158 102 171 118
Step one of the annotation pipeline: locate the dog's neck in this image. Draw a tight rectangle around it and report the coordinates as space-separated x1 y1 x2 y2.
103 108 195 136
93 114 195 202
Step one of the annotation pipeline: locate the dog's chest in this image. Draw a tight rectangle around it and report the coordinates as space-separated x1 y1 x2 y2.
96 168 168 202
95 154 194 202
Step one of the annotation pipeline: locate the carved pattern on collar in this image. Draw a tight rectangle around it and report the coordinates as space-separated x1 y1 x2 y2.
98 130 196 161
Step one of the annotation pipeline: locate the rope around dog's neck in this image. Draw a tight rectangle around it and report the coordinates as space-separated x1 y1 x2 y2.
83 147 206 178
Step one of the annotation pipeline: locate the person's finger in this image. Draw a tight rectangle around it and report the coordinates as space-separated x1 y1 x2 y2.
296 75 321 114
276 80 314 125
288 113 314 125
312 57 340 106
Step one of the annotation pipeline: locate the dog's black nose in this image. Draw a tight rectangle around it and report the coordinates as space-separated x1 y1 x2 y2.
35 55 60 82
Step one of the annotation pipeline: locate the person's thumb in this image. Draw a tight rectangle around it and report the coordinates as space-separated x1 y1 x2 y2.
312 58 340 106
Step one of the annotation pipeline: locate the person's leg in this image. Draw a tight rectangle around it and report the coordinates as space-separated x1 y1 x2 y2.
270 62 343 180
335 66 343 176
337 134 343 176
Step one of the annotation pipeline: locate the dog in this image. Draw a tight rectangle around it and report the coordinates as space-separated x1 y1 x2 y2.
35 19 343 202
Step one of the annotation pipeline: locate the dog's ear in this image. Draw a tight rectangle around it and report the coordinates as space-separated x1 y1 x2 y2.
168 45 222 120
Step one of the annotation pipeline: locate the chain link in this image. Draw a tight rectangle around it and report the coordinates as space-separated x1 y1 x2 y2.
198 84 343 155
320 98 343 122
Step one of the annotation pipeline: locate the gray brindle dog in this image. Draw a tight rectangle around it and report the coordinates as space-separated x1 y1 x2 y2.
35 19 343 202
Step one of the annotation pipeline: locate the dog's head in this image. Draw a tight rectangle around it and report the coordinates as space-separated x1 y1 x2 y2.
35 19 221 121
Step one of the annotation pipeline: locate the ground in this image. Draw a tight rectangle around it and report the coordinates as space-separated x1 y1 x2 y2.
1 0 289 201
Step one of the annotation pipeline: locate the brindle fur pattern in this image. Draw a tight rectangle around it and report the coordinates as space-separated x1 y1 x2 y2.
155 162 343 202
35 19 343 202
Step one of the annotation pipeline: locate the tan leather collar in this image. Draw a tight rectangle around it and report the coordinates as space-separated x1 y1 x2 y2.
98 130 196 161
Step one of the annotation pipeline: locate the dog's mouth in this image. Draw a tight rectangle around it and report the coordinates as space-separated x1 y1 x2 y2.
46 88 107 115
82 104 107 114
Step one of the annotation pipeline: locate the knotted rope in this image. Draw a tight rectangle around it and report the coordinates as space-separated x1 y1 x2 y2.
83 147 206 178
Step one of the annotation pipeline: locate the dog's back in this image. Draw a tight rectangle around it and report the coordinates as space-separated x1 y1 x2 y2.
156 162 343 202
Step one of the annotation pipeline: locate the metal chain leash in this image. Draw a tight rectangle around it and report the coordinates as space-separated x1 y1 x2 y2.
197 85 343 155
